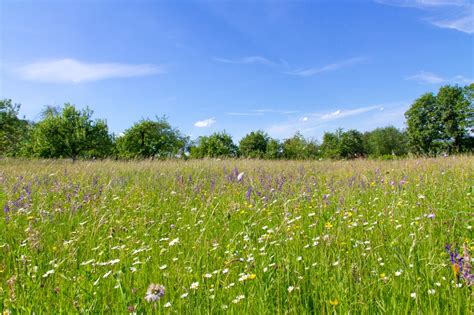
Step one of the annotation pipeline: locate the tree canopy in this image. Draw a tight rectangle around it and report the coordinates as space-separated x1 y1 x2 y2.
116 118 188 159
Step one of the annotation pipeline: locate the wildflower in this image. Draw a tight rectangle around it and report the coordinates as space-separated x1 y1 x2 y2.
410 292 416 299
164 302 172 308
427 289 436 295
204 273 212 278
169 238 179 247
180 292 188 298
329 299 339 306
248 274 257 280
159 264 167 270
325 222 333 229
394 270 402 277
332 261 340 266
190 282 199 290
222 268 229 274
144 283 165 303
42 269 54 278
288 286 295 293
435 282 441 287
237 172 245 182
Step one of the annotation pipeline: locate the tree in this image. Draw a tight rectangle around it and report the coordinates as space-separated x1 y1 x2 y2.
190 131 238 158
0 99 32 157
320 129 365 159
116 117 188 159
436 85 473 152
405 93 441 154
405 85 473 154
320 129 343 159
265 138 282 159
363 126 408 157
239 130 269 158
282 132 319 159
31 103 113 160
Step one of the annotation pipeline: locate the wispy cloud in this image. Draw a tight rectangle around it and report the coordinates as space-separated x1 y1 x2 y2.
215 55 365 76
213 56 277 66
226 112 264 116
285 57 365 77
375 0 467 8
406 71 472 84
194 117 216 128
375 0 473 34
429 14 474 34
225 109 300 116
16 58 163 83
266 105 388 138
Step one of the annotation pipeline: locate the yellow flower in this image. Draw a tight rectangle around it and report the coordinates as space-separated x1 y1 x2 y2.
248 274 257 280
325 222 333 229
27 216 34 220
452 264 460 276
329 299 339 306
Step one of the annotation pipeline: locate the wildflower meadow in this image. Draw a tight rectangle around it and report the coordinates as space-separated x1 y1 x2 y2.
1 156 473 313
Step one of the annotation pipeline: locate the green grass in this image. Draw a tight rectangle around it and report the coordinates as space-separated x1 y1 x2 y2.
1 157 473 314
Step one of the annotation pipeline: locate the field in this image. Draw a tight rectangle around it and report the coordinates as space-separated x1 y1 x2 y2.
0 157 473 314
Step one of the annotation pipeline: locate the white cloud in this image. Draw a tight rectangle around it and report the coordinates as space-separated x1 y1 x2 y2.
375 0 473 34
215 56 365 76
375 0 467 7
194 117 216 128
266 105 385 138
226 112 264 116
285 57 365 77
16 58 163 83
429 13 474 34
214 56 276 66
225 109 300 116
320 106 382 121
406 71 472 84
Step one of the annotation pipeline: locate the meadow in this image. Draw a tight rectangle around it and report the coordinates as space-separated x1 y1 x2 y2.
0 157 473 314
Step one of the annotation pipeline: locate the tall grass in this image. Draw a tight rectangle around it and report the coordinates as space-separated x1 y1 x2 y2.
1 156 473 313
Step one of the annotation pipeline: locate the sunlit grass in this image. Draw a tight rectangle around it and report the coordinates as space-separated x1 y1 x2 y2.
1 157 473 313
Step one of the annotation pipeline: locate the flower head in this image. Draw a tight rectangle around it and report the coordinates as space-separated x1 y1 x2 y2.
145 283 165 302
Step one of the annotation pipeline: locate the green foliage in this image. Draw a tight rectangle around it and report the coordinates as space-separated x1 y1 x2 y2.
320 129 365 159
282 132 319 160
363 126 408 157
405 84 473 154
265 138 282 159
116 118 188 159
190 131 238 158
0 99 32 157
239 130 269 158
31 104 113 160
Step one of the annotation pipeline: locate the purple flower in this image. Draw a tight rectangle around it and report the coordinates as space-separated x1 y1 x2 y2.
145 283 165 302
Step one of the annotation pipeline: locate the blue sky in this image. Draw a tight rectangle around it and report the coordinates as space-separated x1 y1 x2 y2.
0 0 472 141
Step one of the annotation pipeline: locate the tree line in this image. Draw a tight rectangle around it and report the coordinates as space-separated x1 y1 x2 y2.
1 84 472 160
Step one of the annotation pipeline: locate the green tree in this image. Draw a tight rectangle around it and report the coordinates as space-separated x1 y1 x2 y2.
405 93 441 154
364 126 408 157
239 130 269 158
405 85 473 154
436 85 473 152
31 103 113 160
190 131 238 158
0 99 32 157
116 118 188 159
339 129 365 159
320 129 364 159
282 132 319 159
265 138 282 159
320 129 343 159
